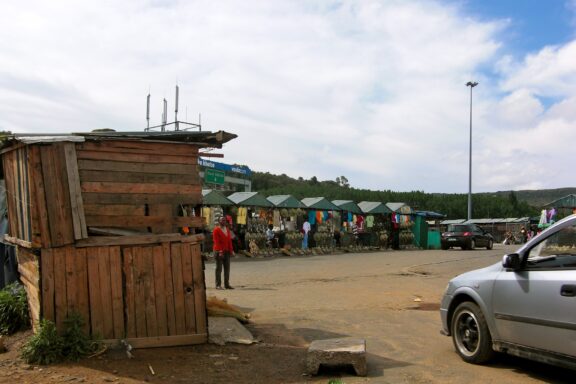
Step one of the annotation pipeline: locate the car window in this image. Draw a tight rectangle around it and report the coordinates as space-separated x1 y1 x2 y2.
527 222 576 269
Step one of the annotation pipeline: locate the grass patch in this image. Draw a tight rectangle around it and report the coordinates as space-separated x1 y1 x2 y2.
0 282 30 335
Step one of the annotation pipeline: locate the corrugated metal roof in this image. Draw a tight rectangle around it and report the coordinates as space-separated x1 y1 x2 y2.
544 194 576 208
332 200 362 214
358 201 392 214
386 202 412 214
227 192 273 207
201 189 234 206
301 197 340 211
267 195 304 208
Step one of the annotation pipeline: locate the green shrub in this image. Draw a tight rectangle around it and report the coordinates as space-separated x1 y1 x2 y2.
0 282 30 334
21 313 103 365
20 320 65 365
62 312 102 361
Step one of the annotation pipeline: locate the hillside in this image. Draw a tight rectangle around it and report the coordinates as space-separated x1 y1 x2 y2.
251 171 575 219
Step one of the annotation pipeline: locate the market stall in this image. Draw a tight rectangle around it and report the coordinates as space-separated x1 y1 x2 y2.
300 197 341 249
266 195 305 250
332 200 364 247
358 201 393 248
200 189 235 253
386 202 414 249
226 192 274 253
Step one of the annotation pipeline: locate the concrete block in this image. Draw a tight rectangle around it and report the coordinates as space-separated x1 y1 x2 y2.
306 337 367 376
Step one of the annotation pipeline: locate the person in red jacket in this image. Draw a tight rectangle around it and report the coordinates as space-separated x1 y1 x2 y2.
213 216 235 289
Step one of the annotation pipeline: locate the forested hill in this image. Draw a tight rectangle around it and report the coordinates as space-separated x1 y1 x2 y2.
251 171 575 219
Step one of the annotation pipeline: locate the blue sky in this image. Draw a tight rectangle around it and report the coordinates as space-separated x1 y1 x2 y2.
0 0 575 193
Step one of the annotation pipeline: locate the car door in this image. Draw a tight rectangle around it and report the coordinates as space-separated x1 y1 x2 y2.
471 225 486 247
491 222 576 357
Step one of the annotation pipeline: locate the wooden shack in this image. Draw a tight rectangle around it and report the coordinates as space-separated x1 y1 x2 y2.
1 130 236 348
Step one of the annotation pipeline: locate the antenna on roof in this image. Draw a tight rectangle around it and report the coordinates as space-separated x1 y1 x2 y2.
146 93 151 130
145 85 202 132
175 85 179 131
161 98 168 132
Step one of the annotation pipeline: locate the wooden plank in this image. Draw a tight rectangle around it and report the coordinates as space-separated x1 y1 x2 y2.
86 247 104 337
152 245 168 337
148 204 175 234
81 182 199 195
16 248 39 284
40 144 75 247
28 145 51 248
79 170 198 185
162 242 177 336
83 204 146 216
180 242 196 334
170 243 186 335
13 149 24 240
53 248 68 332
4 235 32 248
98 247 114 339
143 246 158 337
75 233 204 248
82 193 202 205
190 243 207 334
133 247 148 338
123 247 137 338
74 248 90 334
78 140 199 156
17 148 30 242
114 333 207 349
109 246 125 339
77 159 197 175
40 249 55 323
64 142 88 240
76 150 197 165
3 151 19 239
85 215 204 228
27 146 42 247
64 247 78 314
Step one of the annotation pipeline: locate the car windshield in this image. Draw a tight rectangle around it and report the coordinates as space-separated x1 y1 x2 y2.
528 222 576 261
447 225 470 232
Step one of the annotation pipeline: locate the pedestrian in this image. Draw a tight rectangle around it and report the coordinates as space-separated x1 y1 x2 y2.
302 219 311 249
213 216 235 290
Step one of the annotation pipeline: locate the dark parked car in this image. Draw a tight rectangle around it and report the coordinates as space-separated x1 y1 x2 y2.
441 224 493 250
440 214 576 369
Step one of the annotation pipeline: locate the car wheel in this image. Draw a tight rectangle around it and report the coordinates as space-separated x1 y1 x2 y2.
451 302 494 364
486 239 493 250
468 239 475 250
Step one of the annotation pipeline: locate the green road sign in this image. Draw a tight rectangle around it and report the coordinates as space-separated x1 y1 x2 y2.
205 168 225 185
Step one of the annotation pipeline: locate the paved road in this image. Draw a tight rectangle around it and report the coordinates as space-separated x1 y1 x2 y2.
206 245 573 383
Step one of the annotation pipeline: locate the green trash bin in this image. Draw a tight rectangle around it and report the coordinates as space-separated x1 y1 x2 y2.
427 230 441 249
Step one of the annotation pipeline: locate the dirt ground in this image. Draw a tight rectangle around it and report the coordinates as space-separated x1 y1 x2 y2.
0 245 573 383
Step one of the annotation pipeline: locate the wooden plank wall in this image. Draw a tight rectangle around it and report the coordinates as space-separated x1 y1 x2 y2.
76 140 204 233
2 147 32 244
40 241 207 346
16 248 41 331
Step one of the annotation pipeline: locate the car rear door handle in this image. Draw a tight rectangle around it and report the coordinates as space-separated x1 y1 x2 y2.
561 285 576 297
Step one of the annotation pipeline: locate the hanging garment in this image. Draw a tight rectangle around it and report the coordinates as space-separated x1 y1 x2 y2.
366 215 374 228
237 207 247 225
348 212 353 223
202 207 211 225
316 210 322 224
308 210 316 225
273 210 281 228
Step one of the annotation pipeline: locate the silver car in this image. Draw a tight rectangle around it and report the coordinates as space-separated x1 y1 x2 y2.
440 214 576 369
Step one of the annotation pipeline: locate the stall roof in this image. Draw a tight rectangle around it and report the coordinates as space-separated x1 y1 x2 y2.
414 211 446 219
202 189 234 206
267 195 304 208
3 130 237 149
332 200 362 214
386 202 412 214
440 219 466 225
301 197 340 211
357 201 391 214
544 194 576 208
227 192 273 207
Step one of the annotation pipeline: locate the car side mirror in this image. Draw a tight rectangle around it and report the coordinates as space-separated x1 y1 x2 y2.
502 253 522 270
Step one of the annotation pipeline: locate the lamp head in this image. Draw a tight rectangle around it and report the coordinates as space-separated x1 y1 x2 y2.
466 81 479 87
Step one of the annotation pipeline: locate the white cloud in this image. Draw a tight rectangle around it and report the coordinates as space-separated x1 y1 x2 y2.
0 0 574 193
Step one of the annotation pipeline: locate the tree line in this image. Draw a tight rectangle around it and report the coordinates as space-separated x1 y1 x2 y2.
251 172 540 219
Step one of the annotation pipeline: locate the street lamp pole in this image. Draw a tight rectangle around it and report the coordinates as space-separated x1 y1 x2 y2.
466 81 478 221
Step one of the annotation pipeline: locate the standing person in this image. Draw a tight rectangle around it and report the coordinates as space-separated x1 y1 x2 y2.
213 216 235 290
302 219 311 249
